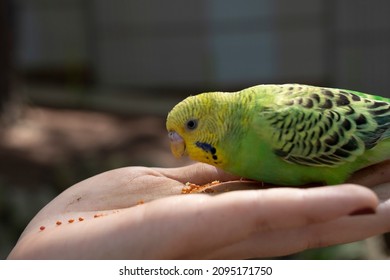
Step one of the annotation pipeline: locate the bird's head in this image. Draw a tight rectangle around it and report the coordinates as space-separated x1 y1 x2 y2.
166 92 229 167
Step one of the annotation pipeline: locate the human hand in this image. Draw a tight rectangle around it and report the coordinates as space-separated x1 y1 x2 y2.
7 161 390 259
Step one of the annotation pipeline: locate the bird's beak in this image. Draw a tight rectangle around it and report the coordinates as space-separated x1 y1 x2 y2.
168 131 186 158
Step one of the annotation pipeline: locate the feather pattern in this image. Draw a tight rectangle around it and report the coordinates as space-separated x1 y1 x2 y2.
263 85 390 167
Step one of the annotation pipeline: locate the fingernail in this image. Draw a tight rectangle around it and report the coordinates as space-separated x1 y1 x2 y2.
349 207 376 216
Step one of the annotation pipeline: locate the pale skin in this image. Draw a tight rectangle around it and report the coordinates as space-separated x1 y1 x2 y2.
7 161 390 259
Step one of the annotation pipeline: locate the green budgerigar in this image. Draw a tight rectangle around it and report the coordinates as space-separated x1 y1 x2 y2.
166 84 390 185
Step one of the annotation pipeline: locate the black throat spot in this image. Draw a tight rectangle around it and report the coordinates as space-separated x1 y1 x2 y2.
195 141 217 157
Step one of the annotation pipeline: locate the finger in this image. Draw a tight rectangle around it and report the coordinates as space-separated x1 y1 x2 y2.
303 199 390 249
138 184 378 259
205 194 390 259
203 214 386 259
347 160 390 187
201 225 310 259
154 163 241 185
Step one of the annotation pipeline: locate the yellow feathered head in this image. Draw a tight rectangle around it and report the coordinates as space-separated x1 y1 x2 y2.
166 92 229 166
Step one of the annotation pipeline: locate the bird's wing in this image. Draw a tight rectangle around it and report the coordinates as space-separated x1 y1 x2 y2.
259 86 390 167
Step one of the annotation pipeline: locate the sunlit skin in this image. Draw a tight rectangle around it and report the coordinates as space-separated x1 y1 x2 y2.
7 161 390 259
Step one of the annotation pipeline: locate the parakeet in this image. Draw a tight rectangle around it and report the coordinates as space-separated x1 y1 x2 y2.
166 84 390 186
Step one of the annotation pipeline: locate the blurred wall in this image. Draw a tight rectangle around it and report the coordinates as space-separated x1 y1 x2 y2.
15 0 88 69
333 0 390 95
13 0 390 96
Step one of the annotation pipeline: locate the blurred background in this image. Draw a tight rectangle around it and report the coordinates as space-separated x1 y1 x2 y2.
1 0 390 259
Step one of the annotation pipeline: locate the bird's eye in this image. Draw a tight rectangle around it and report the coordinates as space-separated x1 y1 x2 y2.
186 119 198 130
